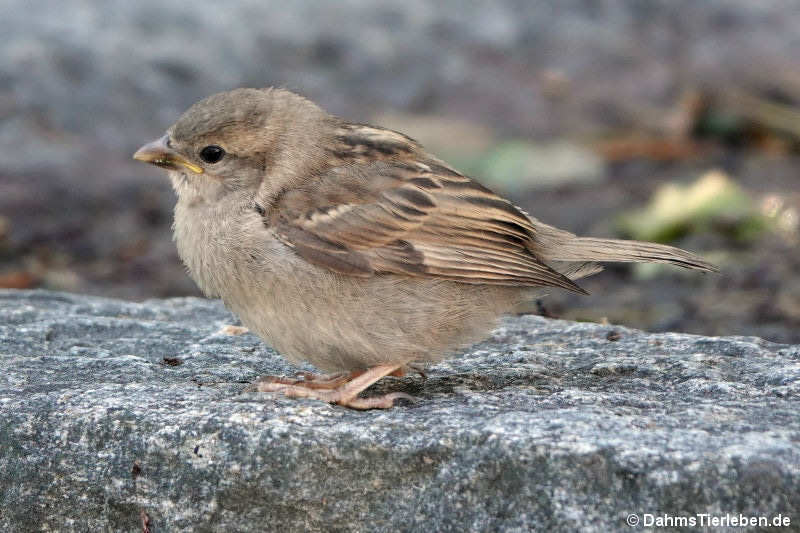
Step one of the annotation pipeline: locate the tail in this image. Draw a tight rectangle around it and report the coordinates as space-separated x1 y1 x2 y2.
544 237 717 271
531 220 718 273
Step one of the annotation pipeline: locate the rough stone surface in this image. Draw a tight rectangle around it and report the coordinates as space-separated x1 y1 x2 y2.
1 289 799 532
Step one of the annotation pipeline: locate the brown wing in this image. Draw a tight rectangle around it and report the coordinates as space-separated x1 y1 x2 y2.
270 124 586 293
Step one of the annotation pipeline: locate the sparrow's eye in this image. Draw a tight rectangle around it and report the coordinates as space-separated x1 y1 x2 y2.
199 145 225 164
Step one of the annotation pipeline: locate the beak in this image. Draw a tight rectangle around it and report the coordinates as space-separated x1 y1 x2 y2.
132 134 204 174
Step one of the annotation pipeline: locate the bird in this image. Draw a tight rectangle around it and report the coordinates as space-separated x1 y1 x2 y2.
133 87 716 409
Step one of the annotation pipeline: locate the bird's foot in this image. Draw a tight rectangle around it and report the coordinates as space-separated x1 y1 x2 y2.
252 370 355 390
257 383 415 409
254 364 416 410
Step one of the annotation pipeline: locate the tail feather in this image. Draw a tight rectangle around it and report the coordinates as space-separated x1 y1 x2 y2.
530 220 717 273
549 237 718 272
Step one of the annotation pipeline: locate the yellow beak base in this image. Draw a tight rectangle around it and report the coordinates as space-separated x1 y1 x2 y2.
133 135 204 174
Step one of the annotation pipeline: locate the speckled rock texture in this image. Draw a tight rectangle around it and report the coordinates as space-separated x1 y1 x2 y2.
1 289 798 532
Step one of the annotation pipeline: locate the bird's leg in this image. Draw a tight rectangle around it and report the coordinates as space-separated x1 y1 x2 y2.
256 364 415 409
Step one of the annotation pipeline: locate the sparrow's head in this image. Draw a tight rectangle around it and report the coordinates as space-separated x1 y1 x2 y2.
133 88 326 194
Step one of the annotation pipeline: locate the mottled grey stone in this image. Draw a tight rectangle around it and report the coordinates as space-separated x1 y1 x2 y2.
1 289 798 532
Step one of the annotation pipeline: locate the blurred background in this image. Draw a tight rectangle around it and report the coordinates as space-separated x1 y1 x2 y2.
1 0 798 343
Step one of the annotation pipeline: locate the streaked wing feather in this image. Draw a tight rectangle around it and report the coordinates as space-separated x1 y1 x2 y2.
274 125 586 293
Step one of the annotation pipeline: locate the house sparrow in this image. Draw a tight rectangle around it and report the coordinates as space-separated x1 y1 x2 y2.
133 88 715 409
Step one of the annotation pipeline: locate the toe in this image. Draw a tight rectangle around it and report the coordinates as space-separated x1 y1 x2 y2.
341 392 417 410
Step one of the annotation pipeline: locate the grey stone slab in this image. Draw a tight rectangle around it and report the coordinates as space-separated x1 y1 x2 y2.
0 289 798 531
